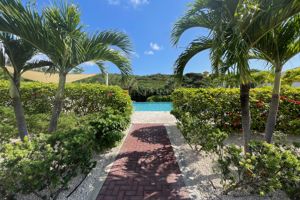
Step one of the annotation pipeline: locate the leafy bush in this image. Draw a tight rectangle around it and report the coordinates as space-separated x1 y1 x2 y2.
26 112 79 134
0 129 95 199
172 87 300 134
147 95 172 102
86 108 130 151
175 112 228 153
217 141 300 199
0 81 132 116
0 107 131 199
0 106 17 145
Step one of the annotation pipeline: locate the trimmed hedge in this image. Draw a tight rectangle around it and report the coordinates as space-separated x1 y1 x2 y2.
0 81 132 116
172 87 300 135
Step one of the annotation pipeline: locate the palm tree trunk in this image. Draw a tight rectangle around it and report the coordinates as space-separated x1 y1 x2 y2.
48 73 66 133
240 83 252 152
10 75 28 141
265 66 282 143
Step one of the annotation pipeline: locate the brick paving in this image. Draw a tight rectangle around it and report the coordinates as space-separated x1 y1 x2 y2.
97 124 189 200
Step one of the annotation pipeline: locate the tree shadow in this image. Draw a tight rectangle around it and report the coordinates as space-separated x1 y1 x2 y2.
97 125 190 200
130 125 170 145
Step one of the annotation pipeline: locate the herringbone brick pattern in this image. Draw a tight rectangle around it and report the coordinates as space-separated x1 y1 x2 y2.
97 124 189 200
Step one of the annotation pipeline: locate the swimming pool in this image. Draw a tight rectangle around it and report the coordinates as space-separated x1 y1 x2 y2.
133 102 173 112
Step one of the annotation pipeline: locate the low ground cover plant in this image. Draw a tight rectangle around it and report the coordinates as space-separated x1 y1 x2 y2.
218 141 300 199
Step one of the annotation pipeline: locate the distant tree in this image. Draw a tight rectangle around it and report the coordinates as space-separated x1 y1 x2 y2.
283 67 300 85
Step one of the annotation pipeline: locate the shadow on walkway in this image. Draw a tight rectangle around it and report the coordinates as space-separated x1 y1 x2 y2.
97 124 189 200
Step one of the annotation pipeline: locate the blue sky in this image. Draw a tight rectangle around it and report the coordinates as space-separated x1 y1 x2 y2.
34 0 300 75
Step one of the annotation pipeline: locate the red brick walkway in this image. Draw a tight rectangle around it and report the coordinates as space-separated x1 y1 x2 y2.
97 124 189 200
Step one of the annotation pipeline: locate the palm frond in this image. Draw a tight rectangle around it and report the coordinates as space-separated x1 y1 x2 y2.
174 37 212 80
171 13 212 45
22 60 54 73
90 31 133 56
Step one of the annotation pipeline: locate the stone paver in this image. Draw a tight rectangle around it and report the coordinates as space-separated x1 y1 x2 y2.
97 124 189 200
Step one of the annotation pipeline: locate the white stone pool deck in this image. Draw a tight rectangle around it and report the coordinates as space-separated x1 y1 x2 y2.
131 111 177 124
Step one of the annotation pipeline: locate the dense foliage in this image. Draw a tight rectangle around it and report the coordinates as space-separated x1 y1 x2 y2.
176 112 228 153
0 82 132 199
218 141 300 199
0 130 95 199
77 69 300 102
85 108 131 151
172 87 300 135
283 67 300 86
0 81 132 115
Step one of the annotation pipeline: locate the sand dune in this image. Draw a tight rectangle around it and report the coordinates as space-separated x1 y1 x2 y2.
6 67 97 83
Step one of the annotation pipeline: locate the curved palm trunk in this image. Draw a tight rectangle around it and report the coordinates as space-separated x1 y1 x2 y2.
10 74 28 141
240 83 252 152
48 73 66 133
265 66 282 143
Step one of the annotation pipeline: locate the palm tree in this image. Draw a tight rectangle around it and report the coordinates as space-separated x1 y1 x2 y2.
0 33 52 140
172 0 300 151
0 1 132 132
252 15 300 143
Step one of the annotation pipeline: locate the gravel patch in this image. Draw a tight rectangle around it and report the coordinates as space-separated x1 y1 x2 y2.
131 111 177 124
165 124 290 200
16 125 132 200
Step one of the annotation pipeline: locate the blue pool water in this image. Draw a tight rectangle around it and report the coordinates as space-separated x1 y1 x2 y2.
133 102 173 112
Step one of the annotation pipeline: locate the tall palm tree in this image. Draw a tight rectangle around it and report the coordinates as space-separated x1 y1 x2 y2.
0 33 52 140
172 0 300 151
253 15 300 143
0 0 133 132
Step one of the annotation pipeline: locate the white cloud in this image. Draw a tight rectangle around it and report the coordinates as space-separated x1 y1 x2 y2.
150 42 162 51
107 0 120 5
144 50 154 55
83 61 95 66
129 0 149 7
107 0 149 8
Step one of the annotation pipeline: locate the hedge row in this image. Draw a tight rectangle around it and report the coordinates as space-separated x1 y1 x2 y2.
0 81 132 116
172 87 300 135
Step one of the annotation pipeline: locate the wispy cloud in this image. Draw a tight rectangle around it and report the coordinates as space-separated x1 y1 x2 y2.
83 61 95 66
144 50 154 55
107 0 149 8
150 42 162 51
129 0 149 8
107 0 120 5
132 52 140 58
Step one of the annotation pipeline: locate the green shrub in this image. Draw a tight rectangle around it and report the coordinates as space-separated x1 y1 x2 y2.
0 129 95 199
0 106 17 145
147 95 172 102
86 108 130 151
172 87 300 134
26 112 79 134
0 81 132 116
175 112 228 153
217 141 300 199
0 107 82 142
